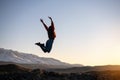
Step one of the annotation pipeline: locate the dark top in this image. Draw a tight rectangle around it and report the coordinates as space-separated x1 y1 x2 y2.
47 26 56 39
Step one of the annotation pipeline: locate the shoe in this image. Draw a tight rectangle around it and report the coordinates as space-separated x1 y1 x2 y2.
35 42 40 46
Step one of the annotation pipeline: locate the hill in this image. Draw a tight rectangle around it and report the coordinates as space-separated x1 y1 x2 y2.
49 65 120 73
0 48 83 69
0 64 30 73
0 64 120 80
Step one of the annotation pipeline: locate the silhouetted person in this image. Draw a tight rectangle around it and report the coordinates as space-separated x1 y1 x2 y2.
35 17 56 53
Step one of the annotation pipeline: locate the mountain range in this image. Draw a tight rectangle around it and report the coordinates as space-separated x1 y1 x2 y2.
1 48 120 80
1 48 120 74
0 48 83 69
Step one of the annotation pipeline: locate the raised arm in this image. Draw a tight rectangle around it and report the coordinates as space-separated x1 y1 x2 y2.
48 17 55 30
40 19 48 31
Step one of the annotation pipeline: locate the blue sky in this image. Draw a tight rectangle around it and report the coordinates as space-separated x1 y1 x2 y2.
0 0 120 66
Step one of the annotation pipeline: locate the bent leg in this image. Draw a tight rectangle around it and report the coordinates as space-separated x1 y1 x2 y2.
39 44 48 53
35 42 47 53
46 39 54 53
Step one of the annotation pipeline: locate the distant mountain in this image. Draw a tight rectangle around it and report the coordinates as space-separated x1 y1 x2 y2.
0 48 83 69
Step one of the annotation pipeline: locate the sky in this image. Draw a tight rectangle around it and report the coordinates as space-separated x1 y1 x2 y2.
0 0 120 66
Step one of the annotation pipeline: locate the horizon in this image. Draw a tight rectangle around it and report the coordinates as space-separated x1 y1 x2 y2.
0 0 120 66
0 47 120 66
